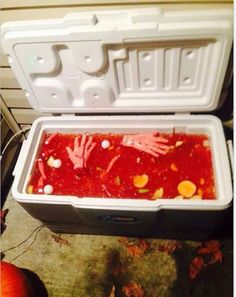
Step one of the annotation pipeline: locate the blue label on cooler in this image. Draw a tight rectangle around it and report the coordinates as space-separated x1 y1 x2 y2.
97 215 140 224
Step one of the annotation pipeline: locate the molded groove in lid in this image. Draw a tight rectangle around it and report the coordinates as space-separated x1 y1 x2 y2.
122 62 132 91
170 48 181 90
163 48 173 90
155 49 164 90
130 49 140 91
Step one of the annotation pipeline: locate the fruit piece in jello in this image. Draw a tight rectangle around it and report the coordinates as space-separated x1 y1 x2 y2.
177 180 196 198
133 174 149 188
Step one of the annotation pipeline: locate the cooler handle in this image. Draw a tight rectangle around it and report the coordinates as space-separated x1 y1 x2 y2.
227 140 233 176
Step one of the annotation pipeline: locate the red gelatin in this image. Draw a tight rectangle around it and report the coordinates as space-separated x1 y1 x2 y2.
28 132 216 200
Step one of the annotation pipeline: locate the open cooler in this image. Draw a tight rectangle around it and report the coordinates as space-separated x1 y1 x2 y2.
1 7 233 239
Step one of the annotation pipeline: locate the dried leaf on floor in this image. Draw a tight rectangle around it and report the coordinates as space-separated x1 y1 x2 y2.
122 282 145 297
51 234 70 247
189 256 205 280
157 240 182 254
189 240 223 280
0 209 9 224
198 240 223 265
118 238 150 257
0 209 9 234
197 240 221 255
209 250 223 265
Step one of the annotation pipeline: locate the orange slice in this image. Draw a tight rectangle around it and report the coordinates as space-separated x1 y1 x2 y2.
153 187 164 199
133 174 149 188
170 163 178 172
197 188 203 197
177 180 196 198
203 140 210 147
200 178 205 186
175 141 183 147
47 156 54 167
191 195 202 200
115 176 121 185
28 185 34 194
174 195 184 200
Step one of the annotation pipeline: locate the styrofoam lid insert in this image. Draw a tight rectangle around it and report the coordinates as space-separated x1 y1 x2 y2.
1 8 233 113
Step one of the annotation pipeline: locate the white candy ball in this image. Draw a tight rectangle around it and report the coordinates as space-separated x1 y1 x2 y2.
44 184 54 194
101 140 110 149
53 159 62 168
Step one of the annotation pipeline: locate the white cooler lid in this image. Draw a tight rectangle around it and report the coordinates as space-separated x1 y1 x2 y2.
1 7 233 114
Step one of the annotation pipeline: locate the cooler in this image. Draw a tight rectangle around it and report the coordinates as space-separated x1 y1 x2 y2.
1 7 233 239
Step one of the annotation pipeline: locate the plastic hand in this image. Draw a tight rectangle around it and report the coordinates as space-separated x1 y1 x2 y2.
121 133 169 157
66 135 96 169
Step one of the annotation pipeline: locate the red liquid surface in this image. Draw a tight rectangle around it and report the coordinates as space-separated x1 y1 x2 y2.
28 133 216 200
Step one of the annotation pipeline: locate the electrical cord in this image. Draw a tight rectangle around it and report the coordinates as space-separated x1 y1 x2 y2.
0 127 31 160
9 225 45 263
2 224 45 254
1 224 45 263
